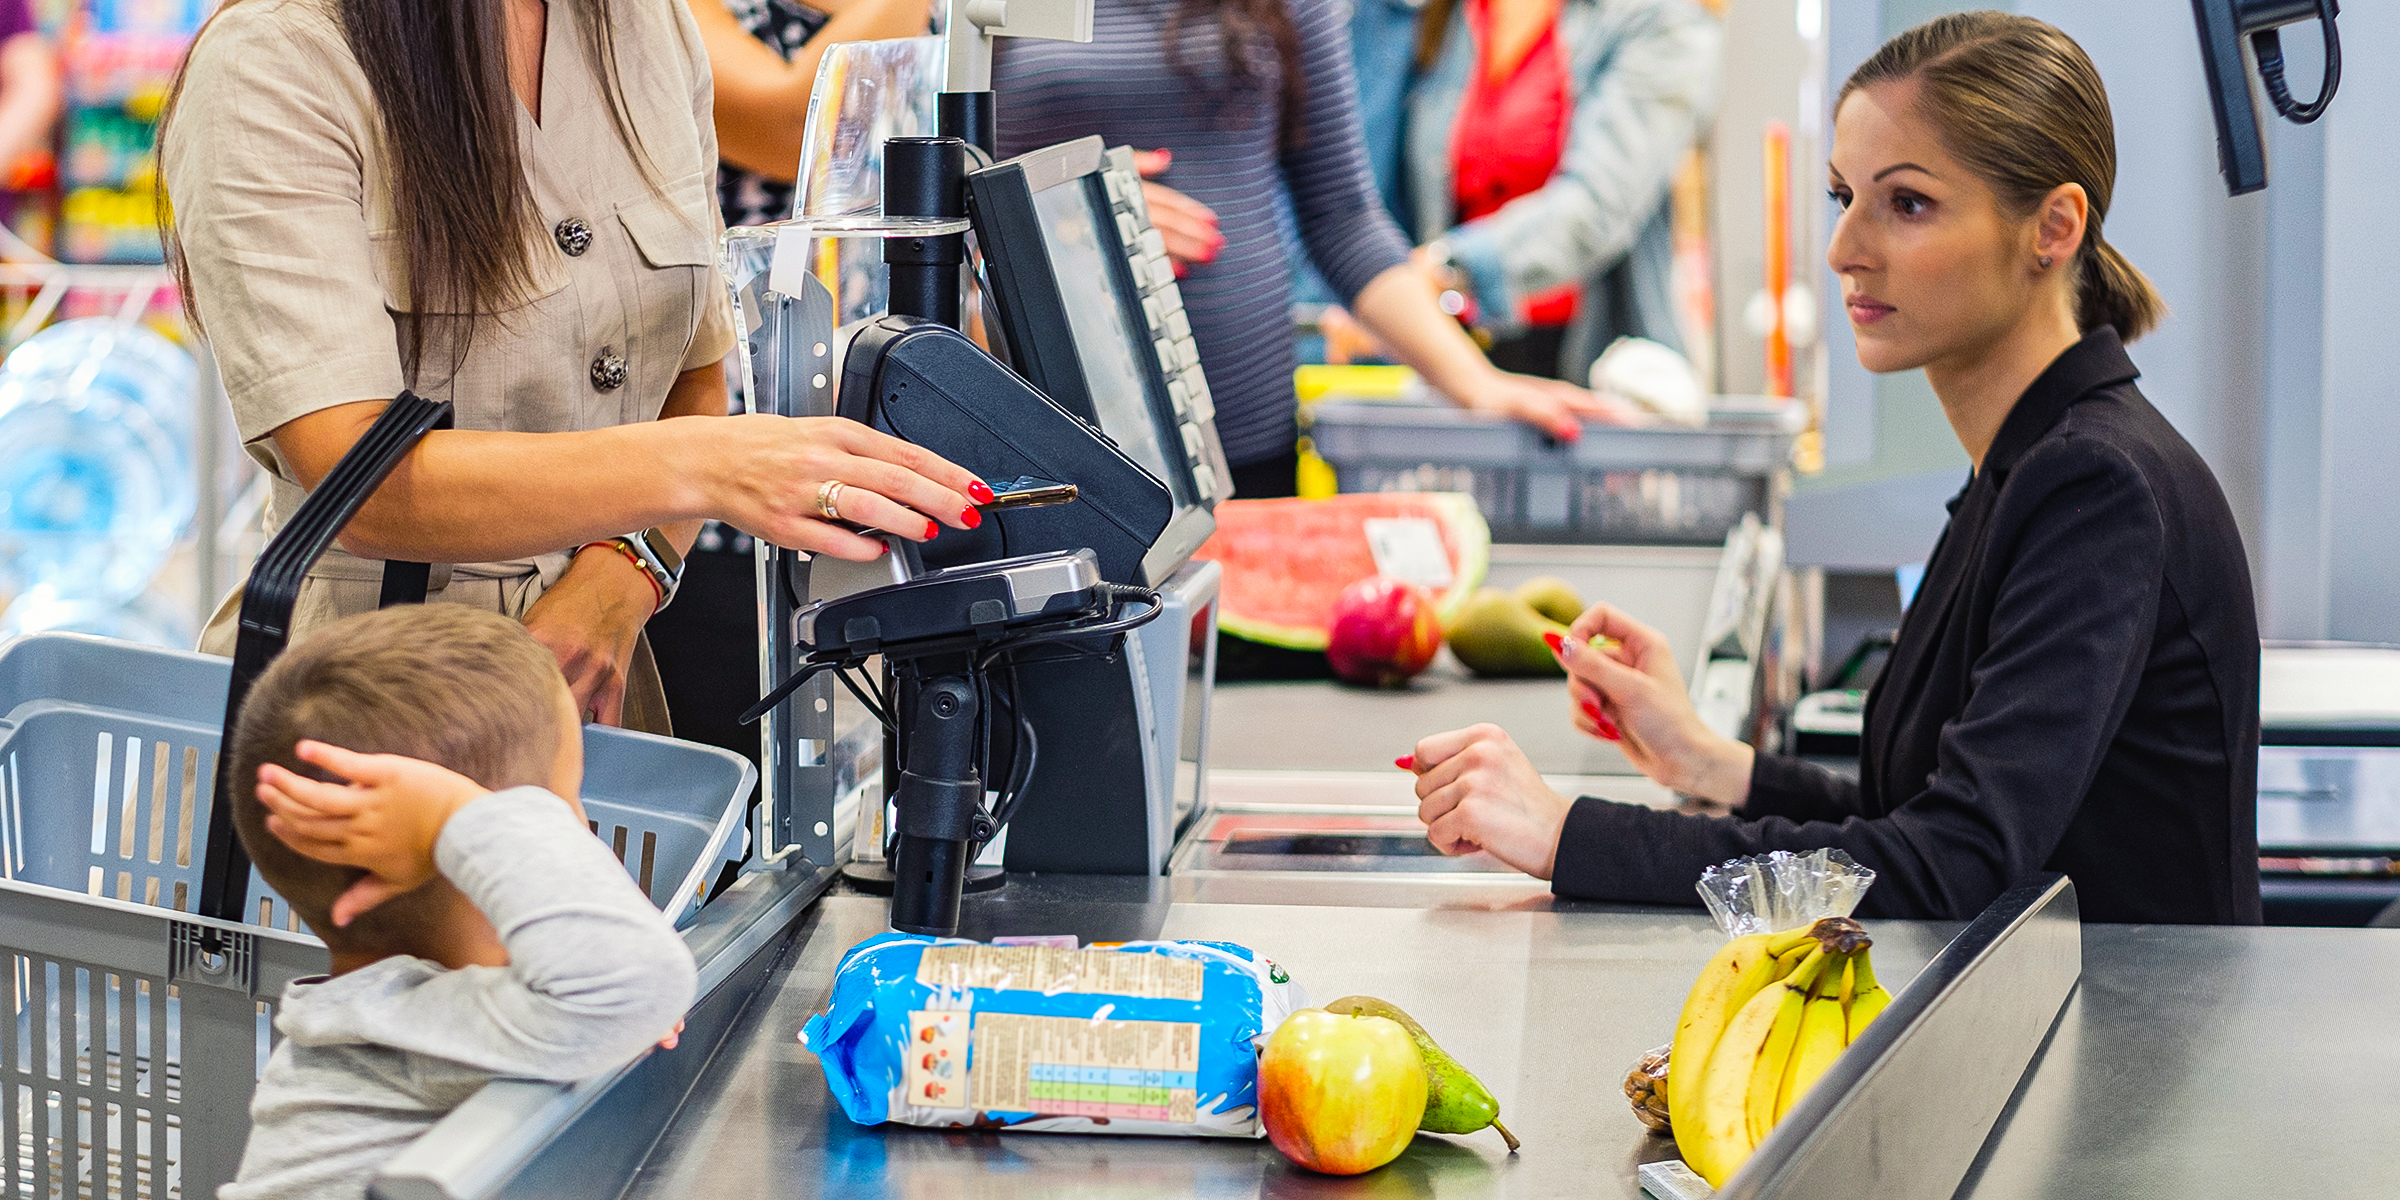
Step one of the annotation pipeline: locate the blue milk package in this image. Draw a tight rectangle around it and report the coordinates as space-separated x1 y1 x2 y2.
801 933 1307 1137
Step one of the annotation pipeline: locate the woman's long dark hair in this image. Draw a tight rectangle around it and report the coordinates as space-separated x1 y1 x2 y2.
1163 0 1307 150
160 0 658 376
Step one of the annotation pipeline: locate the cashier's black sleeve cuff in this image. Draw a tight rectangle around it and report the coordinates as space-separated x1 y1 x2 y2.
1550 797 1718 906
1740 754 1863 823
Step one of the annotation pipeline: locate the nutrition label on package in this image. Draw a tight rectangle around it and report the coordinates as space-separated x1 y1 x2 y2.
967 1011 1202 1122
914 944 1206 1001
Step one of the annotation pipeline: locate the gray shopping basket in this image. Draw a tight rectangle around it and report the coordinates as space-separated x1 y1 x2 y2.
0 393 756 1198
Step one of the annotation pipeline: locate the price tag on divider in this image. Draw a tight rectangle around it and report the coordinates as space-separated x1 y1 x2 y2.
1362 518 1455 589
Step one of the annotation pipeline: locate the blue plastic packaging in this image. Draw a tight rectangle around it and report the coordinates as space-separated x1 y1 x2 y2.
800 932 1307 1137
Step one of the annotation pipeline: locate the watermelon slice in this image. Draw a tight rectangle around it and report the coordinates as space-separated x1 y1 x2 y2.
1194 493 1490 651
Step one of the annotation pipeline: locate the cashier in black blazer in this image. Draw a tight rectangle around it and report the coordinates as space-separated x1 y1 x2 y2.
1404 14 2263 925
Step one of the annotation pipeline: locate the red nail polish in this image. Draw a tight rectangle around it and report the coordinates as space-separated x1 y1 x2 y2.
1597 714 1622 742
968 480 996 504
1580 698 1603 721
1542 630 1565 655
1394 755 1415 771
924 519 939 540
961 506 983 530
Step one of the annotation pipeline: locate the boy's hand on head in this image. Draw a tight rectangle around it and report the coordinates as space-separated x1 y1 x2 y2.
256 741 492 926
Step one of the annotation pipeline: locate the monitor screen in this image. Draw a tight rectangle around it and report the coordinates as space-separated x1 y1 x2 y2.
1027 178 1189 504
968 135 1230 581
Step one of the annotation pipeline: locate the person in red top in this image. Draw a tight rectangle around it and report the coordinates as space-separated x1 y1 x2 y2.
1450 0 1582 345
1398 0 1719 380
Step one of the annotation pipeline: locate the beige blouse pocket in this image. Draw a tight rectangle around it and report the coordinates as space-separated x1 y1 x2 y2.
367 229 571 313
615 173 716 270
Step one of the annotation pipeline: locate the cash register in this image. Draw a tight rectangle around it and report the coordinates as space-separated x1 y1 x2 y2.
727 11 1229 935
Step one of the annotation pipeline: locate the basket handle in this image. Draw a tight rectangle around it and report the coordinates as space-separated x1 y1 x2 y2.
199 391 456 923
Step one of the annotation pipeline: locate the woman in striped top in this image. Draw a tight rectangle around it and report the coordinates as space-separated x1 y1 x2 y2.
994 0 1624 498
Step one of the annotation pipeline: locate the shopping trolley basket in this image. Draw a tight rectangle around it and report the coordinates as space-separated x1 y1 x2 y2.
0 393 756 1198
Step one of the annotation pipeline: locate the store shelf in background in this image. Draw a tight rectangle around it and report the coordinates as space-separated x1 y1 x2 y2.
50 0 203 265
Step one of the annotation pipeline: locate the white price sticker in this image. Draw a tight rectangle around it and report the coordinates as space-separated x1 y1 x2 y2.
1362 518 1455 589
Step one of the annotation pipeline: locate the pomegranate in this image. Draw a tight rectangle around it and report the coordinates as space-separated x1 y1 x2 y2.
1324 577 1442 688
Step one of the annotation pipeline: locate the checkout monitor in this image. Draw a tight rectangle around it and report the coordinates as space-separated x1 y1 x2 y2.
967 136 1233 572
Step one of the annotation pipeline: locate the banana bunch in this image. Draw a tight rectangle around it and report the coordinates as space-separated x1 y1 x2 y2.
1668 917 1890 1187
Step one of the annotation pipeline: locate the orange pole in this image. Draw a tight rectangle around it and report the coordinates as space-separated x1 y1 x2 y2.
1762 122 1792 399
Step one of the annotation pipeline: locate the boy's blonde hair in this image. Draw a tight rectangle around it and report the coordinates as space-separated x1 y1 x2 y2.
226 604 568 949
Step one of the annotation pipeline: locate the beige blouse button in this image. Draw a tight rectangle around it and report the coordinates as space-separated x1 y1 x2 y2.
590 348 627 392
554 217 594 257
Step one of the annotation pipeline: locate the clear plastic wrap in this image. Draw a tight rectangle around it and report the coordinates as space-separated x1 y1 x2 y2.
1694 848 1876 938
1629 849 1879 1137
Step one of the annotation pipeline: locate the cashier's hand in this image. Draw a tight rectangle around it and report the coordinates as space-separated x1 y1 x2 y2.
1556 604 1754 807
1409 724 1572 879
1133 149 1221 274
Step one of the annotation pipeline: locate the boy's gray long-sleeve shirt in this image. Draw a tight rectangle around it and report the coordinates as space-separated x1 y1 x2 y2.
221 787 698 1200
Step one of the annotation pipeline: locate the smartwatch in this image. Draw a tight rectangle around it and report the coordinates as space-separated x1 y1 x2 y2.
611 529 685 612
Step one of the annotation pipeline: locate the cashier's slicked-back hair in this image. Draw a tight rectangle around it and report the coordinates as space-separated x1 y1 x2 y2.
1842 11 2165 341
159 0 660 376
227 605 567 951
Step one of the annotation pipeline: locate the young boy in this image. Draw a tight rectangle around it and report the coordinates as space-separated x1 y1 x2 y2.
220 604 697 1200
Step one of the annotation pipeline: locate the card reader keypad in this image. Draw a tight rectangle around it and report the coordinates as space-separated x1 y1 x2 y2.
1099 146 1224 503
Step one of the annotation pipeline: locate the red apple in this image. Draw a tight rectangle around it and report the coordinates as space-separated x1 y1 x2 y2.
1259 1008 1429 1175
1325 577 1442 688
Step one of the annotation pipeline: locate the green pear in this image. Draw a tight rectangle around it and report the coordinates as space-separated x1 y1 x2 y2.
1444 589 1568 678
1512 576 1588 626
1324 995 1521 1151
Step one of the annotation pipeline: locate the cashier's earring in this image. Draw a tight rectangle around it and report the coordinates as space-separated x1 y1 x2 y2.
2038 254 2053 269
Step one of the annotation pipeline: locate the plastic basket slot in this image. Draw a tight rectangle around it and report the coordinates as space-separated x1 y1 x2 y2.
3 952 180 1200
0 705 305 937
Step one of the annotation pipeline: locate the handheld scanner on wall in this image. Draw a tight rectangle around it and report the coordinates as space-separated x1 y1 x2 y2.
839 315 1173 586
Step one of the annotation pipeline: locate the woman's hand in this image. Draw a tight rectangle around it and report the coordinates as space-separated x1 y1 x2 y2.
255 740 492 926
524 547 657 726
1555 603 1755 806
1133 149 1221 273
689 413 989 562
1347 259 1640 444
1451 368 1641 442
1407 723 1573 879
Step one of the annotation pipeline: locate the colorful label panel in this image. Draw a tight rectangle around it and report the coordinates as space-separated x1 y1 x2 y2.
968 1011 1202 1122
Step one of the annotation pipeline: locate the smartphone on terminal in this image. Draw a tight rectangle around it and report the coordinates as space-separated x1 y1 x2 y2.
978 477 1079 511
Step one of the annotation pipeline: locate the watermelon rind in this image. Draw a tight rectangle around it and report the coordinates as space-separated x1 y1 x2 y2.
1201 493 1491 652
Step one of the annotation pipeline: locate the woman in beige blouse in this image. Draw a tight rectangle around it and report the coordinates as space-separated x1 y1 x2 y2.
161 0 985 732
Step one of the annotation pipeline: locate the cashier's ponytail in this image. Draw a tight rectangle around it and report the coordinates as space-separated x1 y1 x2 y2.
1842 12 2165 342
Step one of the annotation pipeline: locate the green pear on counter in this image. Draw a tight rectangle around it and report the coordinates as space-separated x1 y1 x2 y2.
1324 995 1522 1151
1445 588 1571 677
1512 575 1588 626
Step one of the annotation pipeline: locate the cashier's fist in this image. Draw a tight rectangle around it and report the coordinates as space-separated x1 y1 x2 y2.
1409 724 1571 880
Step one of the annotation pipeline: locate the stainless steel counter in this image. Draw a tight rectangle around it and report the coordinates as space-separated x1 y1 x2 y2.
618 894 1949 1200
579 891 2400 1200
1957 923 2400 1198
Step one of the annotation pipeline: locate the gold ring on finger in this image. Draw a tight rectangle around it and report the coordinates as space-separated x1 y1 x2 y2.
816 479 847 522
